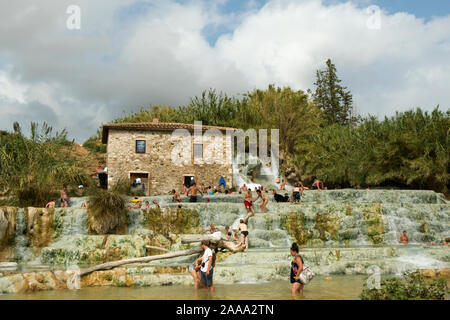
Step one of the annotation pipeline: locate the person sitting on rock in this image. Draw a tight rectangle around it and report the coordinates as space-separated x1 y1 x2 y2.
45 200 56 208
172 189 182 203
132 200 142 209
152 200 160 209
142 201 150 209
203 223 218 234
398 230 409 245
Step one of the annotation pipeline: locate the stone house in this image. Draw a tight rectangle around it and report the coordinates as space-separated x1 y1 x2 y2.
101 120 235 195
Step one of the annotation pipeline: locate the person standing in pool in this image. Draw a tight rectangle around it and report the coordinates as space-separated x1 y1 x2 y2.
255 189 268 213
398 230 409 245
200 240 214 292
238 219 249 250
187 182 203 202
291 182 304 204
243 189 255 217
290 242 304 296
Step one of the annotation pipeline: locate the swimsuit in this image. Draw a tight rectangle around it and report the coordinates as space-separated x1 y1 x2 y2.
290 255 304 284
190 195 197 202
241 231 249 237
244 200 253 208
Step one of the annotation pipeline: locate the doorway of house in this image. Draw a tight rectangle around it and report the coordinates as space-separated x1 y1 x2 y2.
130 172 149 195
184 175 195 188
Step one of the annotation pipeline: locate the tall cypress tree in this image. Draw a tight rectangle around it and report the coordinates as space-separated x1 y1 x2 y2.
311 59 358 125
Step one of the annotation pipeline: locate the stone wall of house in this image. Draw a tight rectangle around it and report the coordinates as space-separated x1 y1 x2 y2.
106 129 233 195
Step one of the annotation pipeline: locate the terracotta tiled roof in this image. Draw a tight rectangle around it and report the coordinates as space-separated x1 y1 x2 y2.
102 122 236 143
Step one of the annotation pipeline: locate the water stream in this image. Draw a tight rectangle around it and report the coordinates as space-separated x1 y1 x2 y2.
1 187 449 298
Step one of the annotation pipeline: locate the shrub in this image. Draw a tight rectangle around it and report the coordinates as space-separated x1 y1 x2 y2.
88 188 127 234
360 271 448 300
0 122 91 207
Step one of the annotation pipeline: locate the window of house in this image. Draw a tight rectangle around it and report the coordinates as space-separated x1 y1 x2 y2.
136 140 146 153
193 143 203 160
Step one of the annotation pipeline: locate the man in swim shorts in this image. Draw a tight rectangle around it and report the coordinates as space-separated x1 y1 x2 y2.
187 182 203 202
243 189 255 216
238 219 249 249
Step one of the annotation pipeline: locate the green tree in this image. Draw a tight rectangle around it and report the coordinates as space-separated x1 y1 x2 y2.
245 84 323 155
311 59 358 125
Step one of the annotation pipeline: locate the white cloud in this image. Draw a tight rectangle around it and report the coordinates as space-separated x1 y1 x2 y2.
0 0 449 140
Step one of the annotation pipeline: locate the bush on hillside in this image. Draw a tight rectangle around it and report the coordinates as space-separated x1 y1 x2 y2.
360 271 448 300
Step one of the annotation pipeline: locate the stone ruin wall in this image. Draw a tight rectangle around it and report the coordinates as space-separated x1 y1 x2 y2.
106 129 233 195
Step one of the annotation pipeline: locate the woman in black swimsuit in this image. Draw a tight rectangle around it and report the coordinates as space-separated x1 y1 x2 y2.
290 242 304 296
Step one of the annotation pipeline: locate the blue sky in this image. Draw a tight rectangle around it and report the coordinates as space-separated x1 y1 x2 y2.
199 0 450 45
112 0 450 47
359 0 450 19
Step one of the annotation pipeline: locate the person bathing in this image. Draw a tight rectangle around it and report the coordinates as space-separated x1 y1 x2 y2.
243 189 255 217
238 219 249 250
187 182 203 202
290 242 305 296
255 189 268 213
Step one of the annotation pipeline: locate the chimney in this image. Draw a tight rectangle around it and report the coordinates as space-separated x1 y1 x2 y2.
152 118 159 123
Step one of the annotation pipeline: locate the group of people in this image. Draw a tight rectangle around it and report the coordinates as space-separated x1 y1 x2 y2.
399 230 448 247
130 199 160 210
189 240 216 292
204 220 250 250
190 219 251 292
189 240 307 296
45 186 70 208
239 179 329 215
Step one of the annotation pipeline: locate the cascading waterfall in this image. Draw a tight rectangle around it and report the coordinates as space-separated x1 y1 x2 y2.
1 189 448 282
13 208 33 262
59 208 88 236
